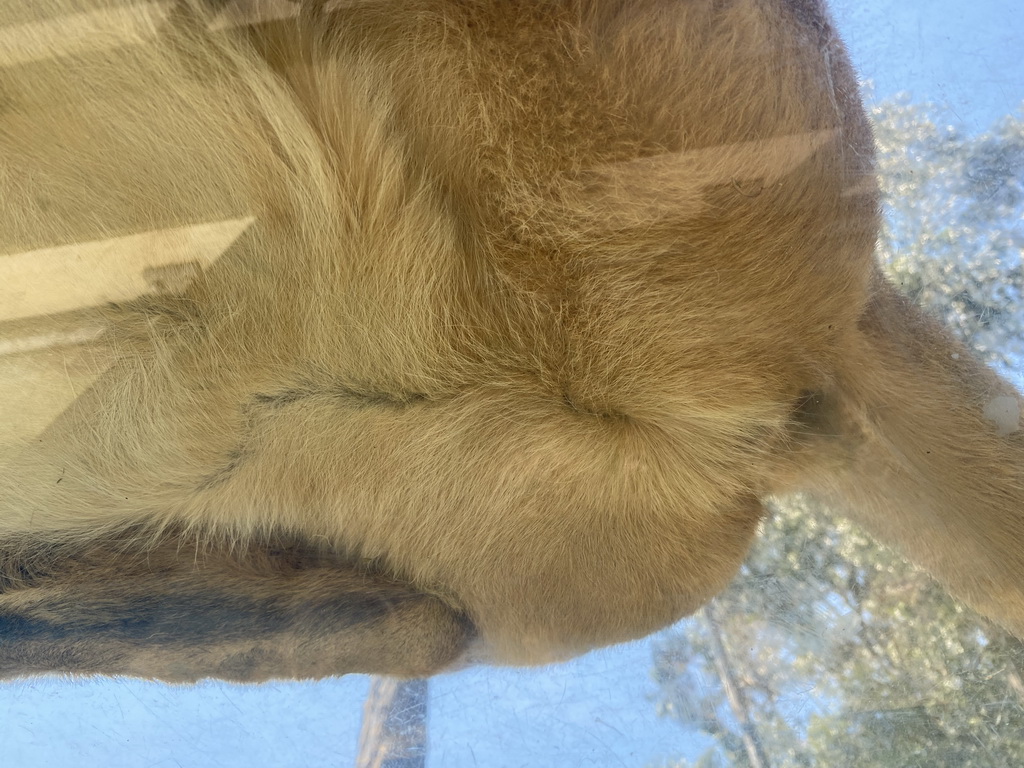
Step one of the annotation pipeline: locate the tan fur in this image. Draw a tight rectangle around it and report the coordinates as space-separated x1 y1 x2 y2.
0 0 1021 679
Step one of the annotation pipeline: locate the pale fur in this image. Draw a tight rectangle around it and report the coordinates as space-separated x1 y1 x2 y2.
0 0 1021 678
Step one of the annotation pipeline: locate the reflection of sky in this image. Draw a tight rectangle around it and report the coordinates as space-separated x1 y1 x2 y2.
7 639 709 767
4 2 1022 766
833 0 1024 131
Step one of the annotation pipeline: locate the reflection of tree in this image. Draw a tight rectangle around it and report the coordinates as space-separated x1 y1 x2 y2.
872 96 1024 369
356 678 428 768
652 102 1024 767
703 603 773 768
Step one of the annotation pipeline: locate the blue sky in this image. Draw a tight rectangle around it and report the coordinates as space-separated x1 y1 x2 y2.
4 1 1023 766
833 0 1024 131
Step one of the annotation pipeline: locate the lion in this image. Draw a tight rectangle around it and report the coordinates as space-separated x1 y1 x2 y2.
0 0 1021 682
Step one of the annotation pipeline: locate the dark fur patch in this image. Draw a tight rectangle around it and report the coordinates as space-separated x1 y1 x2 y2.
213 647 286 680
0 532 473 680
791 389 840 437
251 387 314 408
252 384 427 410
2 589 406 644
200 383 430 489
